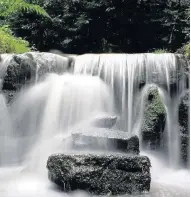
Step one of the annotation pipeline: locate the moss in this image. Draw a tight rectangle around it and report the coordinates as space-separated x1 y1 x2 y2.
141 88 166 149
176 43 190 59
185 44 190 59
148 89 166 115
0 25 31 54
153 49 170 54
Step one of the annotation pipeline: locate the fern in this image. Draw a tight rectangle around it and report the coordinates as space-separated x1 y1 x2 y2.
0 0 50 18
0 25 31 53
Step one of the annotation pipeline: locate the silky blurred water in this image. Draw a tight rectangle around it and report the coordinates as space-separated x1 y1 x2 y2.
0 53 189 197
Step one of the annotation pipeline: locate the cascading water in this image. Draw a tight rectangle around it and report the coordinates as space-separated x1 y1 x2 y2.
0 53 189 197
74 53 188 167
0 73 114 167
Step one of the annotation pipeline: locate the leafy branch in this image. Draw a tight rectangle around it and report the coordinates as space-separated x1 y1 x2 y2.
0 0 50 18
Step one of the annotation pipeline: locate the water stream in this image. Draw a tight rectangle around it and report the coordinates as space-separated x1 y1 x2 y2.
0 53 189 197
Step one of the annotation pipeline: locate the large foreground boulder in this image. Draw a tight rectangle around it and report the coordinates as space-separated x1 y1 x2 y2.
47 153 151 195
72 128 139 154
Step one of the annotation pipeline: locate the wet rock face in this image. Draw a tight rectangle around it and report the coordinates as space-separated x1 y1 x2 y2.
1 52 73 103
179 91 190 167
72 128 139 154
2 55 37 91
179 92 189 135
47 153 151 195
2 52 72 91
141 88 166 150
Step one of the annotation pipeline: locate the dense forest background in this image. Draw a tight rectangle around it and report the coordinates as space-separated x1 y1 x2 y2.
0 0 190 54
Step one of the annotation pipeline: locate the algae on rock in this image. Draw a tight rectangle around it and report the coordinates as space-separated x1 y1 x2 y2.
141 88 166 150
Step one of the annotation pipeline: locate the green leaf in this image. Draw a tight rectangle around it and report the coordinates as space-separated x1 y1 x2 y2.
0 25 31 53
0 0 50 18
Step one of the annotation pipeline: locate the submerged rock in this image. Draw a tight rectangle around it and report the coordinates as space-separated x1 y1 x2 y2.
141 88 166 150
72 128 139 154
47 153 151 195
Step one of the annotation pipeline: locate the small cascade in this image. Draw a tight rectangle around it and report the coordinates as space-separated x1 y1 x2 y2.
0 73 114 167
0 94 14 165
74 53 188 167
0 52 189 197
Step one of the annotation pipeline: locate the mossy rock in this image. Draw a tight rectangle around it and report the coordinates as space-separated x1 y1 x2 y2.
47 153 151 195
179 91 190 167
2 54 37 91
141 88 166 150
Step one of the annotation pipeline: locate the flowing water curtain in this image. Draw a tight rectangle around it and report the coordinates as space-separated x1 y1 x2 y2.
6 74 115 168
0 94 14 165
74 54 178 131
74 53 188 167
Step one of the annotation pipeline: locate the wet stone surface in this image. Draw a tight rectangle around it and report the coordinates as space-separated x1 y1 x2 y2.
47 153 151 195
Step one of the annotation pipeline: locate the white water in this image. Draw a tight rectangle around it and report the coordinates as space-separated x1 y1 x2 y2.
0 53 189 197
0 74 114 166
74 53 188 167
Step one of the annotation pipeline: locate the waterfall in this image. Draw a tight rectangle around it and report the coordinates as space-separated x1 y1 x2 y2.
0 94 14 165
0 73 114 167
0 52 189 197
74 53 188 167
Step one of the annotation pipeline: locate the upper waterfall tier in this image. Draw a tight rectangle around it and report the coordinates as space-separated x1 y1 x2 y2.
74 53 188 95
74 53 188 128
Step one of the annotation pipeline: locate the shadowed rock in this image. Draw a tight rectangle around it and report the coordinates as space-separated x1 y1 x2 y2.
179 91 190 167
47 153 151 195
72 128 139 154
1 52 71 103
2 52 70 91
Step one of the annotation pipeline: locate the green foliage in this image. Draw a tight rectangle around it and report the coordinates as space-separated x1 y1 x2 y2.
143 88 166 133
7 0 190 53
153 49 170 54
0 0 50 54
0 25 31 53
149 89 166 115
185 44 190 58
176 42 190 59
0 0 50 17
